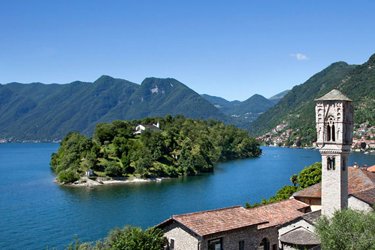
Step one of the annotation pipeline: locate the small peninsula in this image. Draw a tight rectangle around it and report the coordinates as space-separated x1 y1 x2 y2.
50 116 261 185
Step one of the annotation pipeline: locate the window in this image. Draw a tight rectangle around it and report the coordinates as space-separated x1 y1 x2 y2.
208 238 223 250
169 238 175 250
327 156 335 170
327 125 331 141
272 244 277 250
239 240 245 250
259 238 270 250
326 116 336 142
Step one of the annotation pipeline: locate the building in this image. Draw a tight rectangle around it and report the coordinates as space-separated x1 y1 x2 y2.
134 122 160 135
157 200 310 250
157 90 373 250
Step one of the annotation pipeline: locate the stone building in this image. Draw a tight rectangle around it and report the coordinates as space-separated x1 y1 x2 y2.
157 90 374 250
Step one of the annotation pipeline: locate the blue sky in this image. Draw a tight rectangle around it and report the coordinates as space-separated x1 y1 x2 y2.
1 1 374 100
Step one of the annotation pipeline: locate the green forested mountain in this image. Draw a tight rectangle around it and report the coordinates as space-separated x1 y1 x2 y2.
202 93 276 127
251 54 375 145
269 89 290 104
51 116 261 183
0 76 226 141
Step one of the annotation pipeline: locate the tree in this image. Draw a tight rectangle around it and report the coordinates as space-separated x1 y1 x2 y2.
66 226 166 250
316 209 375 250
297 162 321 188
51 116 262 182
106 226 165 250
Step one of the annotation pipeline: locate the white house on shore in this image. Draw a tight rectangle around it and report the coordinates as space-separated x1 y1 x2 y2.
157 90 375 250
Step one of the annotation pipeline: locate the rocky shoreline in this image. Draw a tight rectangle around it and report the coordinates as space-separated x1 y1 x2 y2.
57 176 166 187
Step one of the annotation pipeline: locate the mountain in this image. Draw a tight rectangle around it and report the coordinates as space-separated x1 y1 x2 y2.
0 76 227 141
269 90 290 104
251 54 375 146
202 93 276 127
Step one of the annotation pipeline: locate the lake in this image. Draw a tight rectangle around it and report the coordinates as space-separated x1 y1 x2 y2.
0 144 374 249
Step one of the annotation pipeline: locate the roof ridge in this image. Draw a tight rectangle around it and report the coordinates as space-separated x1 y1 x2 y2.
172 205 243 218
247 198 308 210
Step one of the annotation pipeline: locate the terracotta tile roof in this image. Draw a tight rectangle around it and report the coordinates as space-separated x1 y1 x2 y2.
365 165 375 173
158 199 309 236
293 183 321 198
167 206 268 237
351 188 375 206
247 199 310 229
293 167 375 200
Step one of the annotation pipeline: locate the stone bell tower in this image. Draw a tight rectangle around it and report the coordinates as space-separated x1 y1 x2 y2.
315 89 353 217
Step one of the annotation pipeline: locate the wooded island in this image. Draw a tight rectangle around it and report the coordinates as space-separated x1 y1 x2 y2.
51 116 261 184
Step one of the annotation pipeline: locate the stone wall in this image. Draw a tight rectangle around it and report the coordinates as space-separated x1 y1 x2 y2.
163 222 199 250
348 196 373 213
200 226 278 250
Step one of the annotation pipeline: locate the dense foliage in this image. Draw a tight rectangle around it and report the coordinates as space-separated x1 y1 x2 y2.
251 53 375 145
67 226 165 250
51 116 261 183
316 209 375 250
246 162 321 208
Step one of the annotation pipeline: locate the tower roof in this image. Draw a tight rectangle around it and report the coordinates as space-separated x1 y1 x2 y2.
315 89 352 102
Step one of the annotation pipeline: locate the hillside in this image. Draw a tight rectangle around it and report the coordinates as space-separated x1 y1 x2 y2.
269 90 290 104
0 76 226 141
251 54 375 146
202 93 276 127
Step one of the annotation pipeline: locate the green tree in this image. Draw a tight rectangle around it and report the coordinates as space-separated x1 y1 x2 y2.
297 162 322 188
106 226 165 250
51 116 262 182
316 209 375 250
66 226 165 250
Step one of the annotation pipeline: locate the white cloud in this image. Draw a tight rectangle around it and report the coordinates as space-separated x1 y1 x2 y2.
290 53 309 61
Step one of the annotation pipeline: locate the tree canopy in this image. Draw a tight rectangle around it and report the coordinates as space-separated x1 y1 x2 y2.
316 209 375 250
51 116 261 183
67 226 165 250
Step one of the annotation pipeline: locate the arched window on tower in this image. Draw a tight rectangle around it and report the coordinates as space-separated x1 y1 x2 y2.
331 124 335 141
327 125 331 141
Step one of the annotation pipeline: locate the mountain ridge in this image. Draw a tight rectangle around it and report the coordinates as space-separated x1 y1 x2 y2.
0 76 228 141
251 54 374 146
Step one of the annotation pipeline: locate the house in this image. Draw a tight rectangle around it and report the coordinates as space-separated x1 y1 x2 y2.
293 167 375 213
158 167 375 250
134 122 160 135
85 169 94 177
157 200 309 250
157 90 374 250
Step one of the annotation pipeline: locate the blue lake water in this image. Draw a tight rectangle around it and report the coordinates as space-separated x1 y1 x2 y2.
0 144 374 249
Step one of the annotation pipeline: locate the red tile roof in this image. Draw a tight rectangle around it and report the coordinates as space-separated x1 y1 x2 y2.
247 199 310 229
171 206 267 237
351 188 375 206
293 183 321 198
366 165 375 173
158 199 310 236
293 167 375 205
